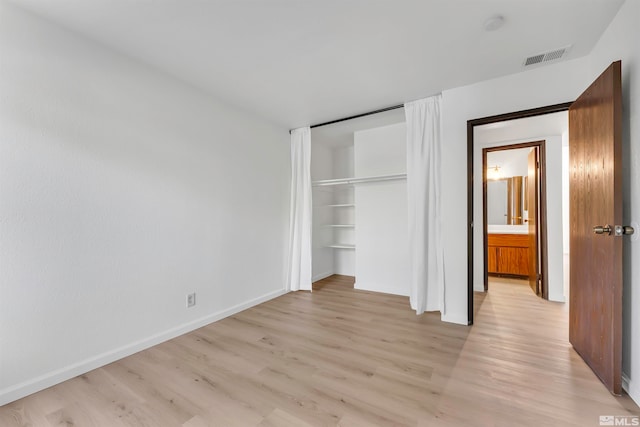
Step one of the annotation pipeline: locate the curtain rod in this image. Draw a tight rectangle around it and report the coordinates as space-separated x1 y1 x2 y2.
289 103 404 134
310 104 404 129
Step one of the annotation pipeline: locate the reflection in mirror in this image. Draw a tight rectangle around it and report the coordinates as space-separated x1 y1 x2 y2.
510 176 523 224
487 180 508 224
488 176 526 225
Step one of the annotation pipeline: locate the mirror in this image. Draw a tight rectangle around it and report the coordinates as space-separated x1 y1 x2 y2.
487 176 526 225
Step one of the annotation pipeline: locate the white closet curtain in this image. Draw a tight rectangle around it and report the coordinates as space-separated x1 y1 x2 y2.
287 127 312 291
405 95 444 314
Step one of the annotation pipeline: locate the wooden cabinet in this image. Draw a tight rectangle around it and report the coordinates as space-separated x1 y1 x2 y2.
487 233 530 277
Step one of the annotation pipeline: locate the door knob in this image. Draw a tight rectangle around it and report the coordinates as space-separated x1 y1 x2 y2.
593 224 635 236
593 225 612 235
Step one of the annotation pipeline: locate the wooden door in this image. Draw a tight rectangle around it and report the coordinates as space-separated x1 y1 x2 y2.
569 61 623 395
527 148 539 294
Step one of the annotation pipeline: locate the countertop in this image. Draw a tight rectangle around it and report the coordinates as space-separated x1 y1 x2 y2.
487 225 528 234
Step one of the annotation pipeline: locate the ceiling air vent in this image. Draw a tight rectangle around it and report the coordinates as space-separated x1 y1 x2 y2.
524 54 545 66
523 46 571 67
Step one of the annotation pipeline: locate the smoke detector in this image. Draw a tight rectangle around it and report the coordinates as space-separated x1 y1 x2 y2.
484 15 505 31
523 46 572 67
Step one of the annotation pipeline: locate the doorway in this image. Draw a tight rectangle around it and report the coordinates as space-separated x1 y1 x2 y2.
466 103 572 324
483 142 547 298
466 62 626 396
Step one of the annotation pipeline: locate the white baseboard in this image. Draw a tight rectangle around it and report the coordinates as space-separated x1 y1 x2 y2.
442 312 469 325
0 288 287 406
353 281 409 297
548 293 566 303
312 270 334 282
623 373 640 406
623 373 630 392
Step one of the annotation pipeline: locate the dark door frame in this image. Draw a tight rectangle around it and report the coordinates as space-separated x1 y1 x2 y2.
466 102 573 325
483 141 547 296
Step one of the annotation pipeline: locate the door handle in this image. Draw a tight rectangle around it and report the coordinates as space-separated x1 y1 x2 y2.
614 225 635 236
593 224 635 236
593 225 612 235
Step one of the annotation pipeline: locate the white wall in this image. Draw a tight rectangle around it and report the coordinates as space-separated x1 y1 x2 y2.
0 1 289 405
333 146 354 180
310 143 333 182
474 135 565 302
586 0 640 404
310 143 334 281
354 123 409 296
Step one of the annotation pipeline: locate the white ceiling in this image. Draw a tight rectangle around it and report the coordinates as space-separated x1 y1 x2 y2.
12 0 624 129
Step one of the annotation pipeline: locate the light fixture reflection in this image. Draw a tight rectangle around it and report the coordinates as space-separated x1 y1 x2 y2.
487 165 502 180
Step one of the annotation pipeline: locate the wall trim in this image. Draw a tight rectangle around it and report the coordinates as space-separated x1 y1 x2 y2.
441 312 468 325
623 373 630 391
312 271 334 283
547 293 566 303
622 373 640 406
354 282 409 297
0 288 288 406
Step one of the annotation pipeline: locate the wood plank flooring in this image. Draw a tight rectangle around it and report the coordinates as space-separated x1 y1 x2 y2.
1 275 638 426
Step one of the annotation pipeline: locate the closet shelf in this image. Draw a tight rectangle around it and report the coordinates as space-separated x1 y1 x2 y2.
313 204 355 208
326 244 356 249
312 173 406 187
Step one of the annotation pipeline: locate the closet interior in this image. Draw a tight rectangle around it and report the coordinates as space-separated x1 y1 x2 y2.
310 108 411 296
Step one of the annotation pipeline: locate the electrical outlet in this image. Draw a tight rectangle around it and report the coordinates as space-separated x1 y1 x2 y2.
186 293 196 308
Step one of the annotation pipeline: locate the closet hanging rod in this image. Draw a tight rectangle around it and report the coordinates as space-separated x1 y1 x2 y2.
310 104 404 129
289 103 404 134
312 173 407 187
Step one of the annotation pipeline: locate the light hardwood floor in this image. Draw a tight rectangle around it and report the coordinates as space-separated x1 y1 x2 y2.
1 275 638 426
